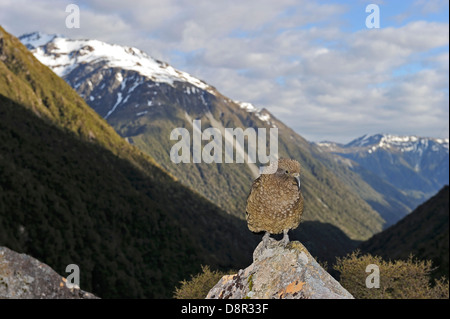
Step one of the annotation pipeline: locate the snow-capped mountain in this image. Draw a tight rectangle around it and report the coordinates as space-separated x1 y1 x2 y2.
317 133 449 156
19 32 275 126
344 134 449 154
18 31 448 235
19 31 391 247
18 31 282 215
19 32 212 92
315 133 449 205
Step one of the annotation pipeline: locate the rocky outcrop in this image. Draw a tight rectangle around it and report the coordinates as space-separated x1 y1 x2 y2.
206 239 354 299
0 246 98 299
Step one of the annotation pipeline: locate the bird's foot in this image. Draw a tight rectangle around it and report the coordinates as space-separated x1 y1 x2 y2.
262 232 271 249
281 230 290 247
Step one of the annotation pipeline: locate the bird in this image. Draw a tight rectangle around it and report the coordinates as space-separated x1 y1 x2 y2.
246 158 304 248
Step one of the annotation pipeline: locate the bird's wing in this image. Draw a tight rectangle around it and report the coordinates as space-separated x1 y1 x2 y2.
245 175 262 218
246 176 261 200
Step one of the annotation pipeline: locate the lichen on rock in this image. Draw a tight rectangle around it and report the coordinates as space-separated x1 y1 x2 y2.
0 246 98 299
206 239 354 299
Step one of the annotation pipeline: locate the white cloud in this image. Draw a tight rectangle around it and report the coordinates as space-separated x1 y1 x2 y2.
0 0 448 143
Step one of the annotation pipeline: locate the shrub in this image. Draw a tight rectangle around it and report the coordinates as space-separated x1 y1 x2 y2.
173 265 234 299
334 250 449 299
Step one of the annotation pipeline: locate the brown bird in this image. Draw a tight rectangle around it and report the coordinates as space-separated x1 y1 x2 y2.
246 158 304 247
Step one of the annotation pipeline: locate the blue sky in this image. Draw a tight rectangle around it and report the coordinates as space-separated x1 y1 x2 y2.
0 0 448 143
336 0 449 30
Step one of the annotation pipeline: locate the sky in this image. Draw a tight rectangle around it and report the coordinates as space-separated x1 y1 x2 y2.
1 0 448 143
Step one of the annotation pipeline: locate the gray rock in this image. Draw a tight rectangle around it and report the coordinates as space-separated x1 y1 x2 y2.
0 246 99 299
206 239 354 299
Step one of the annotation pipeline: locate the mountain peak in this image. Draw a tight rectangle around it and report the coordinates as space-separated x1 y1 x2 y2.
345 133 449 153
345 134 379 147
18 32 213 92
19 31 62 50
235 101 274 126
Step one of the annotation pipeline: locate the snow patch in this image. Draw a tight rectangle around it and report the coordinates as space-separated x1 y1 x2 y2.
105 92 123 119
236 101 258 112
136 111 148 117
116 72 123 83
19 32 59 49
257 113 271 122
235 101 273 126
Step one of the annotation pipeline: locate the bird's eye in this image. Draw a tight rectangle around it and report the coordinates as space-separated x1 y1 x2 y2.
285 170 289 174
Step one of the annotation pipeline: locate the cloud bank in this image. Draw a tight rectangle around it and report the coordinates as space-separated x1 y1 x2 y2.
1 0 448 142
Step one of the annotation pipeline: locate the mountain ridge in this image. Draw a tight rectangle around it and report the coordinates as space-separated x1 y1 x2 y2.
19 31 215 95
359 185 449 280
0 25 264 297
20 30 450 261
20 31 414 245
317 133 449 154
314 133 449 211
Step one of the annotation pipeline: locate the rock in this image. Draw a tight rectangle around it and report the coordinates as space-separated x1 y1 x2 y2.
0 246 99 299
206 239 354 299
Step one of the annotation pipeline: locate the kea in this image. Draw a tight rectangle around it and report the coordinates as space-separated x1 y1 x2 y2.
246 158 304 247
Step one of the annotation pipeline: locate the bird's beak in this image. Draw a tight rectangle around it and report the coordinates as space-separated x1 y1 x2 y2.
293 173 301 190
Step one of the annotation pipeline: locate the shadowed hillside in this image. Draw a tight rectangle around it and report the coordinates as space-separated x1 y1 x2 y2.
0 26 362 298
0 26 262 298
359 185 449 280
19 32 387 243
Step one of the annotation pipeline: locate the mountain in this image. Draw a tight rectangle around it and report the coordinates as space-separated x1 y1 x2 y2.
314 134 449 226
18 32 387 248
1 26 263 298
359 185 449 280
318 134 449 198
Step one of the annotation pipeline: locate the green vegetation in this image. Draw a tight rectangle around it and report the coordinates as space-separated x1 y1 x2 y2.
334 251 449 299
247 273 254 292
173 265 234 299
0 26 258 298
115 95 386 242
359 185 449 280
2 26 447 300
0 94 194 297
112 104 256 223
174 186 449 299
88 71 380 262
175 251 449 299
64 41 387 245
0 94 258 297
